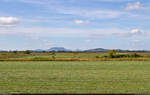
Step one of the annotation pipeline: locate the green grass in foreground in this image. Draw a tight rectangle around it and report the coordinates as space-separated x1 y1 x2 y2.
0 61 150 93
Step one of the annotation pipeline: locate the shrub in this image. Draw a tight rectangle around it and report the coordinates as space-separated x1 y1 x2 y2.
96 56 99 58
24 50 31 54
13 51 17 54
112 54 129 58
130 53 141 58
108 50 116 58
101 53 141 58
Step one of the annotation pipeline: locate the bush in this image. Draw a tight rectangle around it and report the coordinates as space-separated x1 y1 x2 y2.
13 51 17 54
24 50 31 54
108 50 116 57
96 56 100 58
112 54 129 58
101 53 141 58
130 53 141 58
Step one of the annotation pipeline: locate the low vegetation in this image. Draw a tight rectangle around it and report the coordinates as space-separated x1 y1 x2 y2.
0 61 150 93
0 50 149 61
24 50 32 54
101 50 141 58
0 51 150 93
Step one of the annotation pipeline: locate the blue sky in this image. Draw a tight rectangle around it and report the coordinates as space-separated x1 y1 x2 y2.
0 0 150 50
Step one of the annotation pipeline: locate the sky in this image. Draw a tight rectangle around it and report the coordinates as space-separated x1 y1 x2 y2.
0 0 150 50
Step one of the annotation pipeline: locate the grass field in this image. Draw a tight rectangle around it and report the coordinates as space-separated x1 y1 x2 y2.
0 61 150 93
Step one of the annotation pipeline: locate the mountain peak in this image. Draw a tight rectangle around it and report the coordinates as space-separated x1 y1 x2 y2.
47 47 71 52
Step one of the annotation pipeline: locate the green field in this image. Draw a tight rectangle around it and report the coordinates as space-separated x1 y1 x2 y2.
0 61 150 93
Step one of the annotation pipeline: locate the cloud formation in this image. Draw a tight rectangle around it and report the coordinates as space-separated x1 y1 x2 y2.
125 2 142 11
125 2 150 11
0 17 20 27
0 17 19 24
131 29 141 34
113 29 143 37
73 20 89 24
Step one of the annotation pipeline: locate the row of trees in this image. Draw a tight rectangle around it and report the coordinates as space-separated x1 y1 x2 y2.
107 50 141 58
13 50 31 54
10 50 141 58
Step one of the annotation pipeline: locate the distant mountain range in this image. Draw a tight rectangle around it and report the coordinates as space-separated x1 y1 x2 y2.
47 47 71 52
0 47 149 52
33 47 72 52
33 47 110 52
84 48 109 52
32 47 150 52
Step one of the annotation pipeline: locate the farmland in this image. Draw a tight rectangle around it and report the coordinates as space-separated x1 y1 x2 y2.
0 61 150 93
1 52 150 93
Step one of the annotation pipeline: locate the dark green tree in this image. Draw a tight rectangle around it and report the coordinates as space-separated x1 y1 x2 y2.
13 51 17 54
108 50 116 58
24 50 31 54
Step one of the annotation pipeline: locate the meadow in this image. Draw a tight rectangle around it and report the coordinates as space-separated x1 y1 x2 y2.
0 61 150 93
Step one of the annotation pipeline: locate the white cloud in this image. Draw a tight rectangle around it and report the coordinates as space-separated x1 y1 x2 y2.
3 0 140 19
125 2 150 11
0 25 147 39
73 20 89 24
125 2 142 11
0 26 125 38
113 29 143 37
131 29 141 34
0 17 20 26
